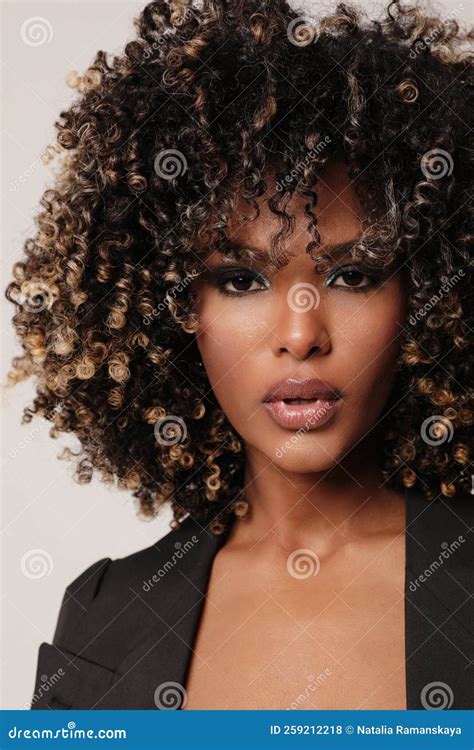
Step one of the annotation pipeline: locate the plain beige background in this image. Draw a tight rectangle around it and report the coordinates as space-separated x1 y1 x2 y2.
2 0 472 711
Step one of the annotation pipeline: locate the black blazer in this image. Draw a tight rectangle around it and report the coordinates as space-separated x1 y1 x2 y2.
31 486 473 710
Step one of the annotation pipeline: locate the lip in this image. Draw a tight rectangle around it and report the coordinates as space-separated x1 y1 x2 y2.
263 398 341 430
262 377 342 431
263 377 341 403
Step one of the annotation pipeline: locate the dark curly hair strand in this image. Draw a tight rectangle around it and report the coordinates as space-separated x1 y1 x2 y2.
5 0 473 535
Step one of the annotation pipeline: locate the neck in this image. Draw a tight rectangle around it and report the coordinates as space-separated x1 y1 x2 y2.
230 435 405 554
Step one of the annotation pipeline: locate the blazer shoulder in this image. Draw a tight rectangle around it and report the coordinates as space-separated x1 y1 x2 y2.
52 514 200 647
408 489 473 551
100 514 203 599
52 556 112 645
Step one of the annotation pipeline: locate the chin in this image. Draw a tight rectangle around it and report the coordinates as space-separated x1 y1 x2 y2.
264 435 346 473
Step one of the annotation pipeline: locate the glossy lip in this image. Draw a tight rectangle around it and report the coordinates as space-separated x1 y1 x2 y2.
262 377 341 403
262 377 342 431
263 398 341 430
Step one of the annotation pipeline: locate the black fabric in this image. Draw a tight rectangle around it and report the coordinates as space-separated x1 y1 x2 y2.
405 488 473 709
30 486 473 710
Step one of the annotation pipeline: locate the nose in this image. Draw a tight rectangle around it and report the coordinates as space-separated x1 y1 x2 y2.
271 282 331 360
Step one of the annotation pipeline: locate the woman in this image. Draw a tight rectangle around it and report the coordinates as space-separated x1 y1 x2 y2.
6 0 472 710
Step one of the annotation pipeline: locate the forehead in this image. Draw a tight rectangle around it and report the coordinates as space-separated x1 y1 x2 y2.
226 159 366 255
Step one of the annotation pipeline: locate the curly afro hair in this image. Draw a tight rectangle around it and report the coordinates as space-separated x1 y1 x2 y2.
5 0 473 535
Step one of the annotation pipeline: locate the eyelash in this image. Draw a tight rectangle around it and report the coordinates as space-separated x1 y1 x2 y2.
211 265 384 297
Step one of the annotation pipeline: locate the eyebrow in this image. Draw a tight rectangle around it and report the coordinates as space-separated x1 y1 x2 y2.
213 238 362 264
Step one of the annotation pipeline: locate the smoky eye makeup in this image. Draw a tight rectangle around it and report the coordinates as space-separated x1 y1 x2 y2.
202 258 389 297
204 266 270 296
323 262 387 292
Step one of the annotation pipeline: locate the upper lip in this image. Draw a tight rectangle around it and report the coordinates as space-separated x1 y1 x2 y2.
262 377 341 403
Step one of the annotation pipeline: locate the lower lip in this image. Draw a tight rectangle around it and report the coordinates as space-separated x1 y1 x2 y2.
263 398 341 430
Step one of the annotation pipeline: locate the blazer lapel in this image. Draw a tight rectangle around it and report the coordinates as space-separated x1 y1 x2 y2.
75 489 474 710
34 489 472 710
97 516 231 709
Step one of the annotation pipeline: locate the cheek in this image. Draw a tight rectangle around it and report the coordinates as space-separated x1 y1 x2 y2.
334 287 407 411
194 297 266 418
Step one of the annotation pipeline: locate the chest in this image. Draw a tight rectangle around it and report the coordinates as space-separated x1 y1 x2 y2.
182 550 406 710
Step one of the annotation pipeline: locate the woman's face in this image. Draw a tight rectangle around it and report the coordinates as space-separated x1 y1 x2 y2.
190 161 408 472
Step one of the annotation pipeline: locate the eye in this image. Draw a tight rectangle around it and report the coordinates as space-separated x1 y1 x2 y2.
213 268 269 296
325 264 382 291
